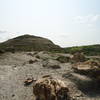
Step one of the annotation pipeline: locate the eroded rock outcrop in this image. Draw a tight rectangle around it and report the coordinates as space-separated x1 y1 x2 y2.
72 60 100 79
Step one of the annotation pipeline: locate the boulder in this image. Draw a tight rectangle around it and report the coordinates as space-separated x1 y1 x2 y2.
28 59 38 64
35 51 53 60
43 59 61 69
33 76 70 100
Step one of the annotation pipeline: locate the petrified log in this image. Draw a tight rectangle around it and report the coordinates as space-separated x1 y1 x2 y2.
33 77 70 100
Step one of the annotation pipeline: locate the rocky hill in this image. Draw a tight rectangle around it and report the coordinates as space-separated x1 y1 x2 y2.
0 34 61 52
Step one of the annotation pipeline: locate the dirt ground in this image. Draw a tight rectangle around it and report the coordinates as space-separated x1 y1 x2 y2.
0 52 100 100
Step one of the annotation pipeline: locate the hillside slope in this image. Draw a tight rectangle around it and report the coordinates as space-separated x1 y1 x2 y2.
0 35 61 52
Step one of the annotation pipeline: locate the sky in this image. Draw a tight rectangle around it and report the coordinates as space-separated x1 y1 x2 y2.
0 0 100 47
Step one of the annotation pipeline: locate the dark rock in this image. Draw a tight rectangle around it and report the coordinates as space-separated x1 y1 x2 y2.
12 94 15 97
29 59 38 64
35 55 40 59
24 78 36 86
0 49 5 54
42 75 52 78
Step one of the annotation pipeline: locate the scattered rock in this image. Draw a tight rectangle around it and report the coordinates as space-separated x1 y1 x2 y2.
33 77 70 100
27 52 34 57
42 74 52 78
35 51 52 60
12 65 17 70
0 51 100 100
24 78 36 86
29 59 38 64
48 65 61 69
27 52 39 57
35 55 40 59
56 56 71 63
12 94 15 97
43 59 61 69
72 52 86 63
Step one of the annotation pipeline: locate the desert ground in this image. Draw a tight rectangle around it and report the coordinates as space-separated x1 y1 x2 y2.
0 51 100 100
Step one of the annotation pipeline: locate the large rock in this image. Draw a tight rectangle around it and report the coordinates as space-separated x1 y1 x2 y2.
42 59 61 69
72 60 100 79
33 76 70 100
35 51 53 60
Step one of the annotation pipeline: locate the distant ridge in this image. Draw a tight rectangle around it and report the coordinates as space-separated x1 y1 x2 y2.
63 44 100 55
0 34 61 52
0 34 99 55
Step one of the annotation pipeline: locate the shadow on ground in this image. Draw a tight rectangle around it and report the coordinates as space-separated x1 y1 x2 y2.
63 73 100 98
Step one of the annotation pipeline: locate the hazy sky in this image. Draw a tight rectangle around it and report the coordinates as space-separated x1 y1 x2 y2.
0 0 100 47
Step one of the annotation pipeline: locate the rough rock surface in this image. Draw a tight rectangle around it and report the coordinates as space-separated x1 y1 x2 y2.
72 60 100 79
42 59 61 69
33 76 70 100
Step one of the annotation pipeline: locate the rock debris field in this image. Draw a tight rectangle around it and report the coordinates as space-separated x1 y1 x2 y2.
0 51 100 100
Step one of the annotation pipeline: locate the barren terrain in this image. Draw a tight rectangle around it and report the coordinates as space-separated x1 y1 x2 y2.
0 51 100 100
